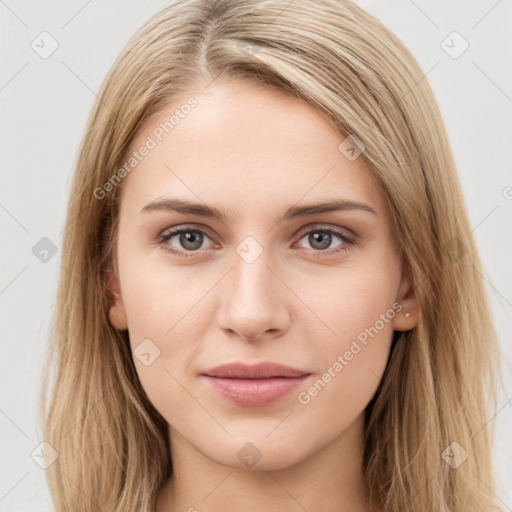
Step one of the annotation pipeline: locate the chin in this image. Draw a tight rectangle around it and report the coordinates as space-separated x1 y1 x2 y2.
201 435 313 472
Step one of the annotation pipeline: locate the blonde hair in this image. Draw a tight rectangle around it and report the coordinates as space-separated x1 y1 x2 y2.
39 1 504 510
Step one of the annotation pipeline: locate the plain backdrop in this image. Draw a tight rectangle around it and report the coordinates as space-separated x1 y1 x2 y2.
1 1 511 510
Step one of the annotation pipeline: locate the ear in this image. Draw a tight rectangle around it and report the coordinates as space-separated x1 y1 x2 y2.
106 262 128 331
394 260 419 331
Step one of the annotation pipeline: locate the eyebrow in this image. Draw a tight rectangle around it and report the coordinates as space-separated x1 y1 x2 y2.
140 197 377 222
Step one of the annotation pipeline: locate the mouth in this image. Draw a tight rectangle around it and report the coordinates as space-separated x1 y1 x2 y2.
201 362 311 407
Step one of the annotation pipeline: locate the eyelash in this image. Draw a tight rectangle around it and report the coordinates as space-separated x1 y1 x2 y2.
155 224 356 259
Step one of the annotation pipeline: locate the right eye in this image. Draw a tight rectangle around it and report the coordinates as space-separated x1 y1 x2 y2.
156 226 217 257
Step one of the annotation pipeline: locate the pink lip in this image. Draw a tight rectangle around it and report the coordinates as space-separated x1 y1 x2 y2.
201 362 310 407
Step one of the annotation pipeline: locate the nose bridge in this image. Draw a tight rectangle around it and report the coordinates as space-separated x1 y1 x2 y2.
215 240 289 340
232 250 273 305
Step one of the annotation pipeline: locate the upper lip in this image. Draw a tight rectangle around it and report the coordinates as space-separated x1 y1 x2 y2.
202 362 310 379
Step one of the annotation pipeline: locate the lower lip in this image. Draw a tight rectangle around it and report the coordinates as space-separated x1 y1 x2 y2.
201 375 309 407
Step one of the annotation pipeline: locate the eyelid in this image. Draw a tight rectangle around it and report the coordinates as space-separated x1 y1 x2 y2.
293 222 356 242
157 223 217 240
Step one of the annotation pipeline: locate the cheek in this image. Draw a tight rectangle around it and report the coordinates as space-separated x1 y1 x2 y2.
117 247 214 415
294 254 401 418
119 244 207 340
300 249 401 341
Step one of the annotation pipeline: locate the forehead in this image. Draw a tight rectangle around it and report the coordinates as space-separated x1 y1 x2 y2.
120 80 387 219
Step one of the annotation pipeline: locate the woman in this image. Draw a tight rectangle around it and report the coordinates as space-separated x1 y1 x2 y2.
39 1 504 511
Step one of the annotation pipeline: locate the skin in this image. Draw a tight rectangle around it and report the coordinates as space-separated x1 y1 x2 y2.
107 78 419 512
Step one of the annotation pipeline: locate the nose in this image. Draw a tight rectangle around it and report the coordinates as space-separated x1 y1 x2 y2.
215 249 291 343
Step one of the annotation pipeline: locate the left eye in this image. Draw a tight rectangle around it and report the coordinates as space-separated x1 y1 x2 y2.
296 229 349 251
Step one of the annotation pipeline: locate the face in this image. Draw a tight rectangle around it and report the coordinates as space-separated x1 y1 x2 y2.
107 79 418 471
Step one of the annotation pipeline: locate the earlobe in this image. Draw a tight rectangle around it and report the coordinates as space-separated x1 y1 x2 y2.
394 263 419 332
106 263 128 331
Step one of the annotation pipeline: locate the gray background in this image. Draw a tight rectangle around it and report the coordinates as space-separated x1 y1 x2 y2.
1 1 511 510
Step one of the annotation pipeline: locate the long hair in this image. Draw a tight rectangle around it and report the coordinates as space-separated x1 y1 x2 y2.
39 1 504 510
